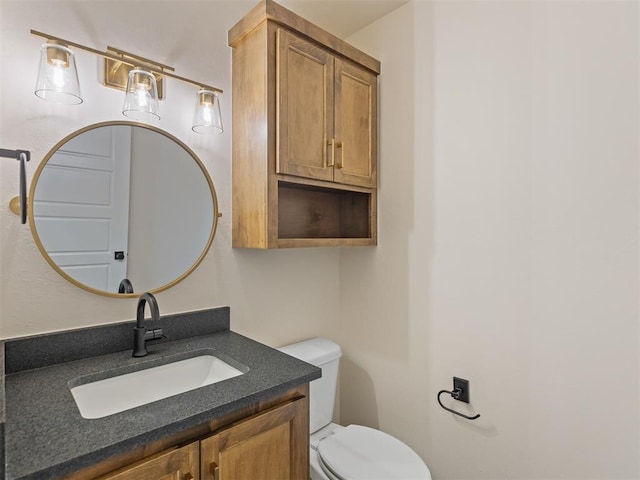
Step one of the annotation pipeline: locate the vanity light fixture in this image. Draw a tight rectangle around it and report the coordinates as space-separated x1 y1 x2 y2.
192 89 223 134
30 30 223 132
35 42 82 104
122 69 160 122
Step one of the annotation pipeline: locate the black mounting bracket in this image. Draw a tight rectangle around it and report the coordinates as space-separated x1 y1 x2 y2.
437 376 481 420
0 148 31 224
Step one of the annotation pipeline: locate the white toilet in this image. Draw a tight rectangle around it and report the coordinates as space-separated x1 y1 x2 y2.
279 337 432 480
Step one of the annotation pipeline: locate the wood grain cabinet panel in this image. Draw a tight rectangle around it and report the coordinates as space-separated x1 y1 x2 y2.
229 0 380 248
277 30 377 189
277 29 334 183
96 442 199 480
200 398 308 480
334 58 377 188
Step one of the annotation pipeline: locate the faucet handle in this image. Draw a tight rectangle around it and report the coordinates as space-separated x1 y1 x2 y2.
144 328 165 341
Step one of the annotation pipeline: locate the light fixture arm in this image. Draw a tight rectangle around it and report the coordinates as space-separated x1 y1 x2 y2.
30 30 222 94
105 46 175 73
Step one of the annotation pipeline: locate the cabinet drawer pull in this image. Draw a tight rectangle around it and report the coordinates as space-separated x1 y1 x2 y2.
327 138 335 167
210 462 220 480
335 141 343 169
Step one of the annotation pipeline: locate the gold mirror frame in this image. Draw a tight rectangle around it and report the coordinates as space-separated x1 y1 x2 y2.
28 121 219 298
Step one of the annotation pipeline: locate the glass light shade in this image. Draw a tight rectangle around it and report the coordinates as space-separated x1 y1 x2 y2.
192 89 223 134
122 69 160 122
34 43 82 105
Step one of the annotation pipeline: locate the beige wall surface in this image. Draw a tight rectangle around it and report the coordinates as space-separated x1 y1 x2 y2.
0 1 340 346
2 0 640 479
342 1 639 478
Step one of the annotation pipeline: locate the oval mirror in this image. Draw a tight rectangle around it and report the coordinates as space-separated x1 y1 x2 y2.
29 121 218 297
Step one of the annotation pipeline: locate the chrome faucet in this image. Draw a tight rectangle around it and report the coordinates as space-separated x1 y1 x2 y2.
132 292 162 357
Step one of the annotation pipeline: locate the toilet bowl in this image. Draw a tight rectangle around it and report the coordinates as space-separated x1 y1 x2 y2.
279 338 431 480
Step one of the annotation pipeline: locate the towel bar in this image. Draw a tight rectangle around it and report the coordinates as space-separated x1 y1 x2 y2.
437 376 481 421
1 148 30 224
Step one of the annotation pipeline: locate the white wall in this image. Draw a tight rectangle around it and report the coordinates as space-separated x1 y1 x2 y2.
2 1 640 478
0 1 341 347
342 1 639 478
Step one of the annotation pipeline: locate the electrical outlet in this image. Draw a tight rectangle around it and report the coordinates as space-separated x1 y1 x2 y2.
453 377 471 403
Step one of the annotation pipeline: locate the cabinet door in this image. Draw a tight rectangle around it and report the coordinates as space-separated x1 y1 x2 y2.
200 398 308 480
334 58 377 188
97 441 199 480
277 29 335 182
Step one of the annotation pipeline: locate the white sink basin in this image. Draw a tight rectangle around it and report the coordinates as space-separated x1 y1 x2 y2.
70 354 246 419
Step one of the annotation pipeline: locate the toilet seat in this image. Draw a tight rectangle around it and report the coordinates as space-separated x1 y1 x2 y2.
317 425 431 480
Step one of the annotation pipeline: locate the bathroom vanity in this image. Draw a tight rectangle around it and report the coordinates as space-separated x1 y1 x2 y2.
3 308 320 480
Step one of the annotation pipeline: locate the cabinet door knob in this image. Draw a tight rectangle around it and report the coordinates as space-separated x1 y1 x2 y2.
327 139 335 167
335 141 344 168
184 474 194 480
210 462 220 480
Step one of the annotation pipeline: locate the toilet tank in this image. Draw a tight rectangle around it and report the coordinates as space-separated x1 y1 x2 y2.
278 337 342 434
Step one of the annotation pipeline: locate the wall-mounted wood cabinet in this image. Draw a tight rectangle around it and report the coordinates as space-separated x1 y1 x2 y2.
277 29 377 189
228 0 380 248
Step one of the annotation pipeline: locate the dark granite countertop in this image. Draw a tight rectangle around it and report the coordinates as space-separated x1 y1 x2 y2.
4 328 320 480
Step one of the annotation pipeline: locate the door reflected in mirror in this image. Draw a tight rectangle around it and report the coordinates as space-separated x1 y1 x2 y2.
30 122 218 297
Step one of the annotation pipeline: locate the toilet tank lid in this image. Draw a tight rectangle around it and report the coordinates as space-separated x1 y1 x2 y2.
278 337 342 366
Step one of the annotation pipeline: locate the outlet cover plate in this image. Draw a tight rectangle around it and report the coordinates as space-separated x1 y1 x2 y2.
453 377 470 403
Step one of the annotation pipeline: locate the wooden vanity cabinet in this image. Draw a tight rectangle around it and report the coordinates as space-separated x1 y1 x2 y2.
200 397 307 480
228 0 380 248
68 386 309 480
95 442 199 480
